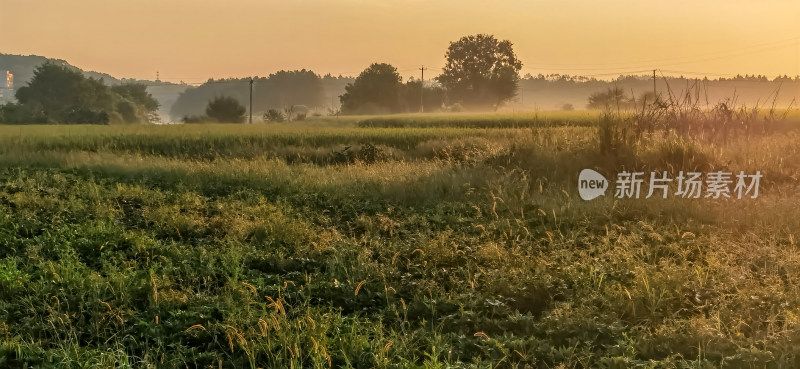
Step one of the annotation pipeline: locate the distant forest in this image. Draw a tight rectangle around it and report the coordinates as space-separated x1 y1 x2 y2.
512 73 800 111
170 72 800 119
2 53 798 123
169 71 352 120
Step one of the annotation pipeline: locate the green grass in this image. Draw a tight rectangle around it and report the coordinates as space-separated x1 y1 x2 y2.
356 111 601 128
1 113 799 368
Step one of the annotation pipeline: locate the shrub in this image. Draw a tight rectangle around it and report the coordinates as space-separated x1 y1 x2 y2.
264 109 285 122
60 107 110 124
0 102 48 124
181 115 208 124
587 87 632 110
205 96 246 123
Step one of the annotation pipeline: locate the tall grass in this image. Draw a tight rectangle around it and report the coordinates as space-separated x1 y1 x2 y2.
0 112 798 367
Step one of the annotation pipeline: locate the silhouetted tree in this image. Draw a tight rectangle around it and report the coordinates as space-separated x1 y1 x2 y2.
205 96 246 123
587 87 632 110
257 70 324 110
340 63 403 114
112 83 160 111
14 62 109 122
402 80 445 112
170 70 328 121
436 34 523 110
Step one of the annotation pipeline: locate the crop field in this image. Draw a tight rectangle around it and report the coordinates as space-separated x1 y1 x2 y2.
1 111 800 368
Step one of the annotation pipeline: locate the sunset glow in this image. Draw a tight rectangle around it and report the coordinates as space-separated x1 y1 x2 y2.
2 0 799 82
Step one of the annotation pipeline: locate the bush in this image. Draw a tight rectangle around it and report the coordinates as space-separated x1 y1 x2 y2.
448 103 464 113
587 87 634 110
181 115 209 124
205 96 246 123
263 109 285 122
0 102 48 124
327 143 389 164
60 107 110 125
283 105 309 122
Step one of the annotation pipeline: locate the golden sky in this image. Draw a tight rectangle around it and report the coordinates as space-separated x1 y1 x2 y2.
1 0 799 82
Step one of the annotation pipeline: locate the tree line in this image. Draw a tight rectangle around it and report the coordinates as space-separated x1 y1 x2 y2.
339 34 522 114
0 62 159 124
0 34 528 123
175 33 524 123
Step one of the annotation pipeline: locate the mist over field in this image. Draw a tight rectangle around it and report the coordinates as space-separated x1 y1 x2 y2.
3 53 799 123
1 1 800 367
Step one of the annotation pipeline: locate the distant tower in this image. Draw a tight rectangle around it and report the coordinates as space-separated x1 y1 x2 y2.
2 70 12 101
156 71 161 83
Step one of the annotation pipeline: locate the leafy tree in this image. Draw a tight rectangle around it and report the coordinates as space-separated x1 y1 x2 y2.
14 62 109 122
587 87 632 110
257 70 324 110
110 83 160 123
340 63 403 114
436 34 523 110
112 83 160 112
205 96 246 123
402 80 445 112
2 62 159 124
0 102 47 124
170 70 328 121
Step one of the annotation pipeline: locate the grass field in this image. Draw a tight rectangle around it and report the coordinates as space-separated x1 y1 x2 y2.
1 111 800 368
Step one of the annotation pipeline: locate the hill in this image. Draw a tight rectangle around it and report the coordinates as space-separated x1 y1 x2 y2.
0 53 188 121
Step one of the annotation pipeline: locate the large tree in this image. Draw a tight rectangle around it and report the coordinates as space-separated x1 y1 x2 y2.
436 34 523 110
15 62 110 122
401 79 445 113
339 63 403 114
256 69 324 109
4 62 158 124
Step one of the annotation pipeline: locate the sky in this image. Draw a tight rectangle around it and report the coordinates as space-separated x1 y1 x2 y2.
1 0 799 83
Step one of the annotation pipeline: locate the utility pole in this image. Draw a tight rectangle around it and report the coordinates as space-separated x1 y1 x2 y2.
249 77 254 124
419 65 426 113
695 78 699 102
652 69 657 99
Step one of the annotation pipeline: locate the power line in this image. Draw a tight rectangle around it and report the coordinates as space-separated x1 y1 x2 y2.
524 36 800 70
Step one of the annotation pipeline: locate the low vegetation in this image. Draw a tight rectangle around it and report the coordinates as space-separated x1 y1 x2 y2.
1 109 799 368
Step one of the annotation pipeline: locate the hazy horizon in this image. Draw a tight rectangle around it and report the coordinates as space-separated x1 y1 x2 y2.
2 0 799 83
